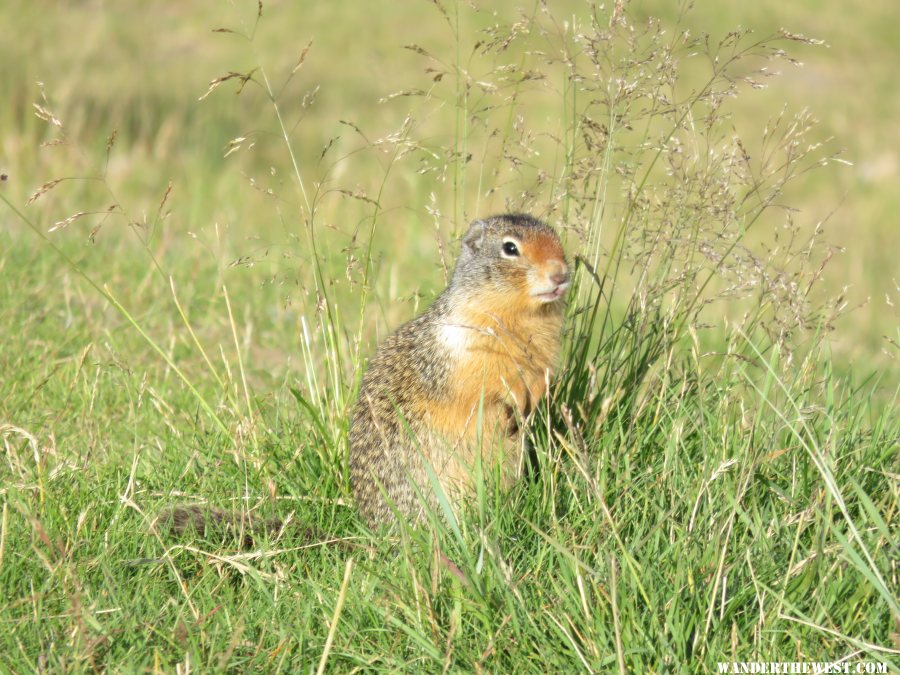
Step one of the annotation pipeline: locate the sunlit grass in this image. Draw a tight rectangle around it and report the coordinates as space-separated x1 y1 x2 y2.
0 0 897 671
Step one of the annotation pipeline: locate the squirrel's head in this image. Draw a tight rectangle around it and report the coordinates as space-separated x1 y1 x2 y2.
454 214 570 309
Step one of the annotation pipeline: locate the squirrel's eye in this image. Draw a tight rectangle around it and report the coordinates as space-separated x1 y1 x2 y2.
501 241 520 257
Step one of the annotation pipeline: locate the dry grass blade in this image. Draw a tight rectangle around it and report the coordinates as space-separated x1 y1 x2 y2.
48 211 89 232
198 70 258 101
32 103 61 127
26 179 65 206
316 557 354 675
292 39 314 74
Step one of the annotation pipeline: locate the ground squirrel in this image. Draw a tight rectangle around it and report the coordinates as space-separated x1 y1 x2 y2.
350 213 569 526
160 213 568 540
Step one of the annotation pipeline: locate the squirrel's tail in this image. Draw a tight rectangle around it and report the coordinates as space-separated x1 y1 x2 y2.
156 505 289 548
155 505 358 552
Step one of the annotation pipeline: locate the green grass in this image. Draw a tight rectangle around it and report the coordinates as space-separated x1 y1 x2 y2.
1 0 898 671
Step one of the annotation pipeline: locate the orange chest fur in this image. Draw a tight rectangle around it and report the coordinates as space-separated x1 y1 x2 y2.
428 305 563 440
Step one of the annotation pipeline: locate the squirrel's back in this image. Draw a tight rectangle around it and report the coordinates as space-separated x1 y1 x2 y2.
350 214 570 526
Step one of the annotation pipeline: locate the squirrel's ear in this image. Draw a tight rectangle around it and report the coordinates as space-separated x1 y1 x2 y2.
461 219 487 256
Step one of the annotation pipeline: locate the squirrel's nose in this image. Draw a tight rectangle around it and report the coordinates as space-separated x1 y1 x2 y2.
550 267 570 286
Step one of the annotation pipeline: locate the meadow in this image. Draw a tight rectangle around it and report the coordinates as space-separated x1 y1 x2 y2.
0 0 897 671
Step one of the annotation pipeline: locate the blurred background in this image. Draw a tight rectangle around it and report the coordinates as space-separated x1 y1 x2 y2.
1 0 897 384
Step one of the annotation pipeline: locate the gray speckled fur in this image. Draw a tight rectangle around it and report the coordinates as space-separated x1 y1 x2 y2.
349 213 563 526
